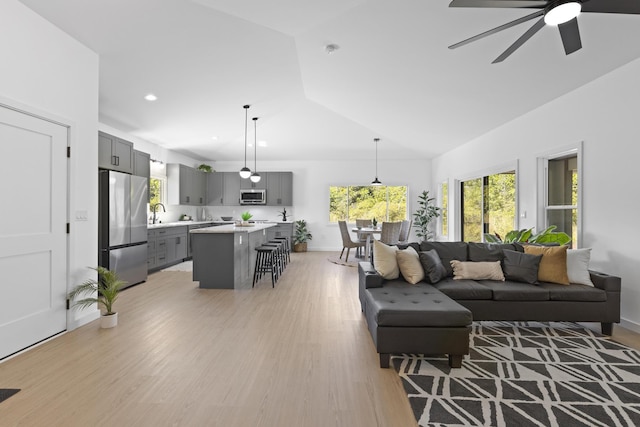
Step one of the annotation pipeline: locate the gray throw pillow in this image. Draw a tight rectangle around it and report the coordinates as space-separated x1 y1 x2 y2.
502 249 543 284
419 249 447 284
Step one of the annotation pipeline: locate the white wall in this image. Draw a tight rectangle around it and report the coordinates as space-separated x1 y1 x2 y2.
0 0 99 328
214 159 431 251
431 57 640 331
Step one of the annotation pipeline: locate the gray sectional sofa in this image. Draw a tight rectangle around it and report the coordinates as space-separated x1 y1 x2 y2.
358 241 622 368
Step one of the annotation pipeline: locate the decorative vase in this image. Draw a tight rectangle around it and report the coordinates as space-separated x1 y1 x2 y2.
293 242 307 252
101 312 118 328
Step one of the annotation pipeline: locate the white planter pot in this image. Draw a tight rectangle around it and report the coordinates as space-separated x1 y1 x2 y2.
101 312 118 328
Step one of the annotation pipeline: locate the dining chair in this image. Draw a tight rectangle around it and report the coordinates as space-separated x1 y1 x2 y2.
338 220 366 262
355 219 372 257
379 221 402 245
398 219 412 244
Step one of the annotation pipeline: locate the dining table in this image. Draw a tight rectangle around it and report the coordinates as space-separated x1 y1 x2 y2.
351 226 381 262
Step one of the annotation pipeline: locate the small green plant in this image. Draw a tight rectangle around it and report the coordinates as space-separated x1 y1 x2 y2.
294 220 312 244
197 164 212 173
413 190 441 241
241 211 253 221
68 266 127 315
484 226 571 245
372 217 378 227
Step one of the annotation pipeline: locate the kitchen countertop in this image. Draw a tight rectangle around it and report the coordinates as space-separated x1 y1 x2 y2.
189 223 276 234
147 220 232 229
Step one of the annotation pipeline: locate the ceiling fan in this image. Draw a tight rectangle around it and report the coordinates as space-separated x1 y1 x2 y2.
448 0 640 63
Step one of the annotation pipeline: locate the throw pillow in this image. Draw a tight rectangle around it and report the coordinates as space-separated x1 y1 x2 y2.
502 249 542 284
419 249 447 284
523 245 570 285
419 241 468 277
373 239 399 280
567 248 594 286
396 246 424 284
450 260 505 281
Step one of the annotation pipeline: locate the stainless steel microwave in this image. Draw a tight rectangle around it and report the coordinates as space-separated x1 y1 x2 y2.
240 188 266 205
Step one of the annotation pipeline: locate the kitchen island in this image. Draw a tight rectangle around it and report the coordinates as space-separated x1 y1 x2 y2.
190 223 275 289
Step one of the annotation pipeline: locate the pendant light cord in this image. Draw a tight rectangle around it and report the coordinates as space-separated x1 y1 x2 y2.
253 117 258 171
243 105 249 168
375 138 379 179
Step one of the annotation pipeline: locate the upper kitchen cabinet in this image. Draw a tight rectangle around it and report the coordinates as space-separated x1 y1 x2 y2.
266 172 293 206
98 131 133 174
206 172 240 206
167 164 206 206
133 149 150 201
240 174 267 190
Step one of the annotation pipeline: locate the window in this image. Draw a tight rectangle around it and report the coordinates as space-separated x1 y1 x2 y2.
544 151 579 248
440 181 448 237
461 171 516 242
149 161 166 207
329 185 408 222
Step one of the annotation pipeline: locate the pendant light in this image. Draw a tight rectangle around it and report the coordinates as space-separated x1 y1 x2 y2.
371 138 382 186
250 117 261 183
239 104 252 179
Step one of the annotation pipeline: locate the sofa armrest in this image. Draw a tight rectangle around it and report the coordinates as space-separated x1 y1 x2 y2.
358 262 384 289
589 270 621 292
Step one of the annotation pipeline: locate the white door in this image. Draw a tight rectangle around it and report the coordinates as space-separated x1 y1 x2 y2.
0 104 68 359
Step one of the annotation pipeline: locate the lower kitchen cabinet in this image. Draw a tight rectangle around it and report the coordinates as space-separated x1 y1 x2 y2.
266 222 293 246
148 226 188 271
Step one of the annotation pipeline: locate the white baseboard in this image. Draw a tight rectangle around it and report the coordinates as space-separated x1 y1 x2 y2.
619 318 640 334
67 309 100 331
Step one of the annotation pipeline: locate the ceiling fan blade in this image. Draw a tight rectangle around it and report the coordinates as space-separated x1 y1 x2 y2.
449 10 543 49
492 17 545 63
558 17 582 54
581 0 640 14
449 0 548 8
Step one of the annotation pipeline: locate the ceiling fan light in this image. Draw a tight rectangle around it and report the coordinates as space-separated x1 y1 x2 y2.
544 2 581 26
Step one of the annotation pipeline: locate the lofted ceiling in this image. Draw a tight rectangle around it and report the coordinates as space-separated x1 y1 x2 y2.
19 0 640 162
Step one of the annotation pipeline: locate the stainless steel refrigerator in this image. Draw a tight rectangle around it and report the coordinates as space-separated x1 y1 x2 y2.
98 170 148 288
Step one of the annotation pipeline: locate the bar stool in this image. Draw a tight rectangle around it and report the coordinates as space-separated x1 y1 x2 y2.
273 237 291 264
253 246 278 288
263 240 285 275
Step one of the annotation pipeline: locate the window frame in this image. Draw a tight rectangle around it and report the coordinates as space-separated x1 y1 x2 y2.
537 142 583 248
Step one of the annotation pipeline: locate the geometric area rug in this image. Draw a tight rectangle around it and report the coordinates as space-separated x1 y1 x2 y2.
392 321 640 427
0 389 20 404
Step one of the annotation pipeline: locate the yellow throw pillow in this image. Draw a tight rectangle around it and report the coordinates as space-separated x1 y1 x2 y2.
450 260 505 281
373 239 399 280
523 245 570 285
396 246 424 284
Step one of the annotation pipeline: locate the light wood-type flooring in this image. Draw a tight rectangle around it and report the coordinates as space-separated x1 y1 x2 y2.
1 251 639 426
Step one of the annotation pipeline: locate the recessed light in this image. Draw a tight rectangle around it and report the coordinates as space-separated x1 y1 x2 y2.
211 136 218 140
144 93 158 101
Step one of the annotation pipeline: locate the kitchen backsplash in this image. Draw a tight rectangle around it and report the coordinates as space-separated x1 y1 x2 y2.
148 205 294 224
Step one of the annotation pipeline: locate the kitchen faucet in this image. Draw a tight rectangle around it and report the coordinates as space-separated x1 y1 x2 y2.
151 203 166 224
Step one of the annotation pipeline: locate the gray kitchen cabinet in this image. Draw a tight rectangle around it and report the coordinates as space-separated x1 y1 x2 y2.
206 172 240 206
266 222 293 246
133 149 150 202
187 222 216 257
240 173 267 190
148 226 188 271
167 164 206 206
98 131 133 174
266 172 293 206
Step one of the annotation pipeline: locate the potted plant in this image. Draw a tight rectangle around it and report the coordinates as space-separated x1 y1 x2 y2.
413 190 441 242
197 164 213 173
68 266 127 328
240 211 253 225
293 219 312 252
372 217 378 229
484 226 571 245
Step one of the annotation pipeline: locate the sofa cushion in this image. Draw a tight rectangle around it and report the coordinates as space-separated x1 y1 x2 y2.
502 249 542 284
419 249 447 284
537 282 606 302
451 260 505 281
567 248 594 286
396 246 424 284
419 241 468 277
479 280 550 301
432 278 493 300
367 282 472 327
373 240 399 280
524 245 570 285
468 242 522 262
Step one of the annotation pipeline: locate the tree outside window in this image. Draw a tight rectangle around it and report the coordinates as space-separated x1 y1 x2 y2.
329 186 407 222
